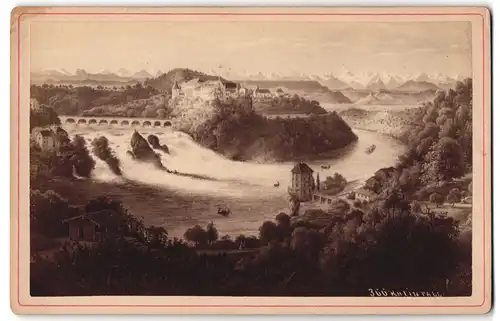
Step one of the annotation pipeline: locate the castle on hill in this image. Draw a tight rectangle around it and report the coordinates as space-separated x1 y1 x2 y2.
172 78 248 101
171 78 288 101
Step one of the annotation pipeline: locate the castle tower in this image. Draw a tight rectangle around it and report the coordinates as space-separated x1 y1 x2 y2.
172 80 181 99
288 162 314 202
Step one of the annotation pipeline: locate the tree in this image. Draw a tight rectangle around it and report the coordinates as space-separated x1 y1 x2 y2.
322 173 347 193
275 212 291 229
447 188 462 207
259 221 279 244
206 221 219 245
410 201 422 214
184 225 208 246
30 105 61 130
30 189 78 237
329 199 351 215
290 227 324 261
146 226 168 247
71 135 96 177
275 212 292 240
423 138 465 184
429 193 444 207
288 194 301 217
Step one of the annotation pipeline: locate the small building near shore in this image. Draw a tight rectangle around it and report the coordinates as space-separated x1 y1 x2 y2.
288 162 314 202
62 209 118 242
254 87 273 99
30 98 40 110
312 192 337 206
31 127 57 152
354 188 377 202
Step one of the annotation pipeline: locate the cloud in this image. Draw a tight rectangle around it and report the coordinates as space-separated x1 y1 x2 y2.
409 48 439 53
372 51 395 57
317 42 345 48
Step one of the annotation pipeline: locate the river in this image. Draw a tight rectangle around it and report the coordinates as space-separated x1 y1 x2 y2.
62 124 406 239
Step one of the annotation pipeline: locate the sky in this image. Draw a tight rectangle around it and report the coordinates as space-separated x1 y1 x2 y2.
30 20 472 78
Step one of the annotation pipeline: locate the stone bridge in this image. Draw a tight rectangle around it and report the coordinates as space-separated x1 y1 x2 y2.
59 116 173 128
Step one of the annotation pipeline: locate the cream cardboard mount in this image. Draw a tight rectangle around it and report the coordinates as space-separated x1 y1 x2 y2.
10 6 491 315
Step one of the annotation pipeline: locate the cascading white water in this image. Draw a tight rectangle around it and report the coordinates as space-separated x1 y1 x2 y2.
64 124 406 238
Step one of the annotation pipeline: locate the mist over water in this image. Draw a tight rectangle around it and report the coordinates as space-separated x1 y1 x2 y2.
65 125 406 237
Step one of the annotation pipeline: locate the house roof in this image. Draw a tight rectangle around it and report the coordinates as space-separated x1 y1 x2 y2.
276 88 284 92
256 88 271 94
62 209 117 227
291 162 314 174
32 127 54 138
183 78 200 87
354 188 377 198
172 80 181 89
223 82 238 89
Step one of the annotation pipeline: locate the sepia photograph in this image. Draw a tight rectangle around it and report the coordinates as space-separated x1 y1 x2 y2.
11 6 491 315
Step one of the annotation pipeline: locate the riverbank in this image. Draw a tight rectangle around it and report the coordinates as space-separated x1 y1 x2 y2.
337 106 423 142
34 124 406 240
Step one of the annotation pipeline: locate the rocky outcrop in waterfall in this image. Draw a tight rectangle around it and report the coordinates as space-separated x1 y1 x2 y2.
147 134 170 154
128 131 166 170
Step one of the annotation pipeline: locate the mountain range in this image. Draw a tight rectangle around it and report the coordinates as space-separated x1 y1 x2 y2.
31 68 466 93
31 68 156 84
235 71 465 92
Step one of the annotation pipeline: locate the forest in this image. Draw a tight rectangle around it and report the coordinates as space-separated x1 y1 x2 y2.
30 186 471 297
363 78 473 202
30 83 159 116
29 79 473 298
190 97 358 161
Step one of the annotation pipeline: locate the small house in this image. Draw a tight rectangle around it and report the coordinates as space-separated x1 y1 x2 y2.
222 80 239 96
354 188 377 202
62 209 119 242
275 88 285 97
288 162 314 202
30 98 40 110
254 87 272 98
31 127 56 152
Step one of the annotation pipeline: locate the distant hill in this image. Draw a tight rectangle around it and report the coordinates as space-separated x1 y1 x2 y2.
352 90 437 106
355 92 392 105
31 68 153 85
237 80 351 104
339 106 424 140
366 76 387 91
145 68 226 94
396 80 440 92
323 91 352 104
318 77 351 90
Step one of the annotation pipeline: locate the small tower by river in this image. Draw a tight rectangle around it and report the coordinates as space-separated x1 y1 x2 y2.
288 162 314 202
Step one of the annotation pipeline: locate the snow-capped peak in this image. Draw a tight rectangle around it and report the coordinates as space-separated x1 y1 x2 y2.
116 68 132 77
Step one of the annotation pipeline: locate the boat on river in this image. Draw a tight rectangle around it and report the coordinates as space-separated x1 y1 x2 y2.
365 144 376 154
217 206 231 217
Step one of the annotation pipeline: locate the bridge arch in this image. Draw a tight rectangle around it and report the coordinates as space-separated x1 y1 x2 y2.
65 118 76 124
153 121 161 127
131 120 141 127
143 121 152 127
77 119 87 125
99 119 108 126
163 121 172 127
121 120 129 126
110 120 118 126
88 119 97 125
